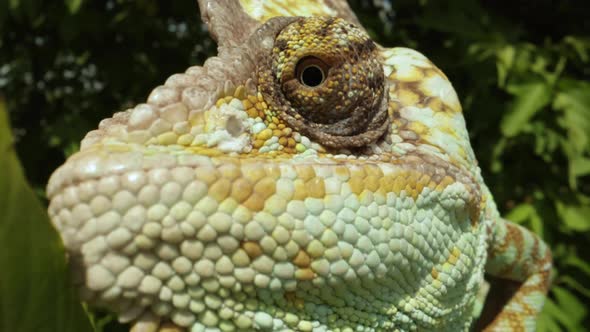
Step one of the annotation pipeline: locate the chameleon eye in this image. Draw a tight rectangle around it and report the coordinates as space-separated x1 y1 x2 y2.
296 56 328 88
259 17 390 149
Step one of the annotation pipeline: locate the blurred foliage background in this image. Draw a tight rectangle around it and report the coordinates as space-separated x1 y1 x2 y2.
0 0 589 331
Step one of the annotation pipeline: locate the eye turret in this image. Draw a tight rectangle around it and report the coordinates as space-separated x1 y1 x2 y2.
258 17 390 149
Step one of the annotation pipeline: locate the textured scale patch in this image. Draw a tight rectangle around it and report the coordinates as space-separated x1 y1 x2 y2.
49 153 485 331
239 0 336 21
47 1 552 331
380 48 477 172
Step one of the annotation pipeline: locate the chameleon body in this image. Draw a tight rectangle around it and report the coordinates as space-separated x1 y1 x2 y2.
46 1 552 331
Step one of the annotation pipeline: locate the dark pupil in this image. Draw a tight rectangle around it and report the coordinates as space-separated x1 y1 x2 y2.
301 65 324 87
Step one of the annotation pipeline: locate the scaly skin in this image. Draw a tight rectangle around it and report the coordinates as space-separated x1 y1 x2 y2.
46 1 552 331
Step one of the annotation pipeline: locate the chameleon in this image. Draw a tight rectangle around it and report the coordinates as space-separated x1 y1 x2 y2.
46 1 552 331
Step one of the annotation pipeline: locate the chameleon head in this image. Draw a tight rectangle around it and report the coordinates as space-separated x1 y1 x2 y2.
259 17 390 148
46 1 489 331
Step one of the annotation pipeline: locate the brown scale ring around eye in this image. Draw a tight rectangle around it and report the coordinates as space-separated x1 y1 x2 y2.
257 16 390 150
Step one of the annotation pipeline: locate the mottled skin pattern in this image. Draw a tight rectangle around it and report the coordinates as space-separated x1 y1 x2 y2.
46 1 552 331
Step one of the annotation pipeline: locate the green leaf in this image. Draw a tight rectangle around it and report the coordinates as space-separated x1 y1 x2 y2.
571 158 590 177
552 286 587 329
564 36 590 62
554 80 590 152
505 203 534 223
554 80 590 188
9 0 19 10
556 201 590 232
539 287 587 332
0 98 93 332
66 0 83 14
500 80 552 137
564 253 590 277
537 306 562 332
539 297 569 331
495 45 515 87
505 203 544 236
560 276 590 299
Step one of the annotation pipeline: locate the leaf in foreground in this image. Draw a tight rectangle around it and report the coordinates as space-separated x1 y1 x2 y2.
500 79 551 137
0 98 93 332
